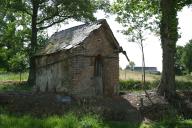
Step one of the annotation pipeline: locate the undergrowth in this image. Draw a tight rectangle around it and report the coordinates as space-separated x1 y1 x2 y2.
119 79 192 91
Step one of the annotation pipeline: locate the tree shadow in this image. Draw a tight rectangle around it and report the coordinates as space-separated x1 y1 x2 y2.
0 92 144 127
167 91 192 119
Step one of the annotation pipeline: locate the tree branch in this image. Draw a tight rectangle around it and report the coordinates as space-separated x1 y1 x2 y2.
37 16 72 30
23 8 32 16
37 14 57 25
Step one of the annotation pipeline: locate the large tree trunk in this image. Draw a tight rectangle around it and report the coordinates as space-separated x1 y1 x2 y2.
28 1 38 86
157 0 178 99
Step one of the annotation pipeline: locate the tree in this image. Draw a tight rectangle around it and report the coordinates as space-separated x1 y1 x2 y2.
0 8 30 72
157 0 177 98
112 0 159 86
5 0 101 85
182 40 192 74
111 0 192 98
175 46 185 75
157 0 192 98
128 61 135 71
8 52 28 81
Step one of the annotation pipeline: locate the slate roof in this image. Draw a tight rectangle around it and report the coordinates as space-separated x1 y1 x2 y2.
36 19 119 56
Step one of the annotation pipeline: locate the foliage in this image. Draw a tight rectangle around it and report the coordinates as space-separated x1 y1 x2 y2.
126 61 135 70
175 40 192 75
6 0 101 54
111 0 160 88
1 0 105 85
175 46 185 75
8 53 28 72
0 5 30 72
182 40 192 74
111 0 160 39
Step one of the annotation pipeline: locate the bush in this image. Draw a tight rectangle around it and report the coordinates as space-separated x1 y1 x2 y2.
119 79 192 91
119 79 159 91
176 80 192 90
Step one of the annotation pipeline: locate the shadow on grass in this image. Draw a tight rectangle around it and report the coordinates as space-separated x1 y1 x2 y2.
0 81 32 92
0 93 144 128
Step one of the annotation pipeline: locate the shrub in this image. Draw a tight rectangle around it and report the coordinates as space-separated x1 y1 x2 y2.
119 79 192 91
176 80 192 90
119 79 159 91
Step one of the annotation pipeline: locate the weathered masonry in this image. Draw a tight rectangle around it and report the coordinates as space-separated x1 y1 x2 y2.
34 19 121 97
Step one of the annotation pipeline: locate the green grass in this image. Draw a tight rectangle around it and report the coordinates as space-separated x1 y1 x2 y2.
119 70 160 81
107 120 192 128
0 72 28 81
0 111 191 128
0 72 30 92
0 82 32 92
120 70 192 82
0 112 108 128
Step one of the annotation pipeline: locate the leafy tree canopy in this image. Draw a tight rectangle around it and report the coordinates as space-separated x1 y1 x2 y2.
182 40 192 73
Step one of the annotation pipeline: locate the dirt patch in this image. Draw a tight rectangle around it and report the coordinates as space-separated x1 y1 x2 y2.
122 90 192 120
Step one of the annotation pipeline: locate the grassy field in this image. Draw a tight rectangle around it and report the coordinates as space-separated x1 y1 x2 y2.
120 70 192 82
119 70 192 91
0 108 192 128
0 72 28 81
119 70 160 81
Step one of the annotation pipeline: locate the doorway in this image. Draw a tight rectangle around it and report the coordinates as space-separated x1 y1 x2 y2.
94 55 103 95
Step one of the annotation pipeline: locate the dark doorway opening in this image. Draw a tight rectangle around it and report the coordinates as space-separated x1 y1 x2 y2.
94 55 102 76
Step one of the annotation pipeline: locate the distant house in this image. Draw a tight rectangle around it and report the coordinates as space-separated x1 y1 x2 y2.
133 67 160 74
33 19 120 97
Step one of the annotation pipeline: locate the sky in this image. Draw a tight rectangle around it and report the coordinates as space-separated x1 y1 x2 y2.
48 6 192 72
